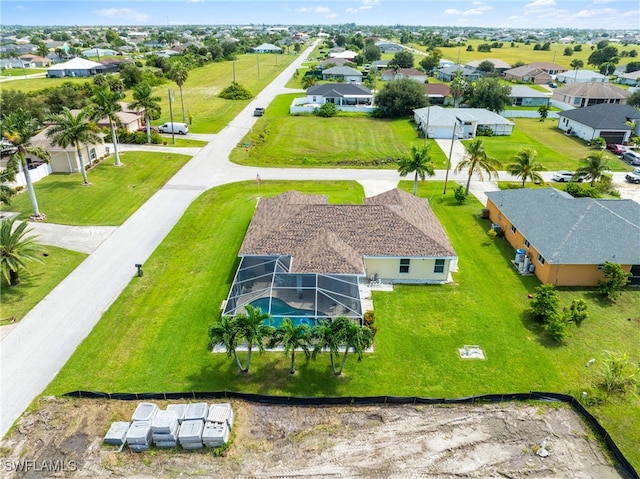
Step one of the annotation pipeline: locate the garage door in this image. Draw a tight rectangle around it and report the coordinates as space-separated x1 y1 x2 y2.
599 131 626 144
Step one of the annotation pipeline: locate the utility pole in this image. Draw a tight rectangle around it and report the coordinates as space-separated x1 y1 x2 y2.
442 121 457 196
168 88 175 145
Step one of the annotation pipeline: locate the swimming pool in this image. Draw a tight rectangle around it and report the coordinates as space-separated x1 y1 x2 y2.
250 297 319 328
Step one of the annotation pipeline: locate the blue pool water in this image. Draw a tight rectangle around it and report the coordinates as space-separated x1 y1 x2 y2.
250 297 319 328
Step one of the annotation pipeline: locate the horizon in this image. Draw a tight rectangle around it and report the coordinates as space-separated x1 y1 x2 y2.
1 0 639 30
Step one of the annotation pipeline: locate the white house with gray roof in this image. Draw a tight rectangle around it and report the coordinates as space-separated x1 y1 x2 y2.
321 65 362 83
414 106 514 139
485 189 640 286
290 83 374 113
557 104 640 144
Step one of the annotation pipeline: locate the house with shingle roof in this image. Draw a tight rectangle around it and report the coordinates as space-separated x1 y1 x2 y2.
485 189 640 286
321 65 363 82
556 103 640 144
552 82 631 108
616 70 640 87
223 189 458 324
290 83 374 113
527 62 568 76
556 69 608 84
380 67 428 83
413 106 514 139
504 66 552 85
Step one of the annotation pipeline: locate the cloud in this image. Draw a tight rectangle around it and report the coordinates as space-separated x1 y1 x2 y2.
574 7 615 18
525 0 556 7
592 0 615 3
327 13 338 18
299 6 330 14
344 0 380 14
462 5 493 16
94 8 149 22
443 8 461 15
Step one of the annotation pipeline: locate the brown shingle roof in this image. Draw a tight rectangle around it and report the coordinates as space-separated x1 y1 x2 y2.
239 189 456 274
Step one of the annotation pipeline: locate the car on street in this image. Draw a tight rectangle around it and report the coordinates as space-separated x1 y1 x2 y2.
253 107 265 117
622 150 640 166
551 171 585 182
606 144 629 155
137 125 159 133
625 168 640 184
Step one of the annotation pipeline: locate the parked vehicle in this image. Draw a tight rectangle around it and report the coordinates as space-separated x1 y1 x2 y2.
625 168 640 184
622 150 640 166
157 122 188 135
606 144 629 155
551 171 584 182
253 107 265 117
137 125 159 133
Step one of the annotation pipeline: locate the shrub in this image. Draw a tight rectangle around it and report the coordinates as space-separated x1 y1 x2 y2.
596 350 639 397
314 102 337 117
564 182 600 198
545 311 570 342
565 299 588 325
363 310 377 337
219 82 253 100
453 185 467 204
597 261 630 301
530 284 559 322
476 126 493 137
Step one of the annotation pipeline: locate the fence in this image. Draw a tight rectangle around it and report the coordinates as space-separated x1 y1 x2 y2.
63 389 638 478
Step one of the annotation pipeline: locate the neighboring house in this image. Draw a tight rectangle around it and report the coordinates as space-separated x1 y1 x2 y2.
616 70 640 87
509 85 550 107
556 103 640 144
375 41 404 53
328 50 358 61
380 67 427 83
321 65 362 83
28 125 108 174
46 57 104 77
414 106 515 139
253 43 282 53
485 189 640 287
424 83 450 106
437 65 481 82
222 189 458 324
527 62 568 76
371 60 389 71
552 82 631 108
318 58 352 70
0 58 27 70
81 47 117 57
504 66 552 85
466 58 511 73
19 54 51 67
556 69 608 84
290 83 374 113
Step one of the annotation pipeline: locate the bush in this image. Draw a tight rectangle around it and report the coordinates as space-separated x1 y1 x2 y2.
564 182 601 198
597 261 630 301
476 126 494 137
219 81 253 100
565 298 588 325
363 310 377 337
530 284 559 322
314 102 337 117
453 185 467 204
545 311 570 342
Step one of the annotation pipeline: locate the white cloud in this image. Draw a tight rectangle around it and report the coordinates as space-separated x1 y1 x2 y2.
344 0 380 14
443 8 461 15
462 5 493 16
299 6 331 14
525 0 556 7
345 7 358 13
471 0 483 5
592 0 615 3
298 7 313 13
315 6 330 13
327 13 338 18
94 8 149 22
575 7 615 18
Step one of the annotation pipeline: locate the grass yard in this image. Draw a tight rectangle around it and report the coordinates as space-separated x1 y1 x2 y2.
1 151 190 225
44 179 640 469
0 68 47 77
0 245 86 323
230 93 448 168
465 118 630 172
0 76 92 94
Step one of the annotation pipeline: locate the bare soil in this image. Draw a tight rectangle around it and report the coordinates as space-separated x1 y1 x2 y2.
0 396 627 479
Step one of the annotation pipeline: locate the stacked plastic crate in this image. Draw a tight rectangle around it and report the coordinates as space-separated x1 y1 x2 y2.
178 402 208 449
125 402 158 452
151 410 180 448
202 403 234 448
103 422 130 446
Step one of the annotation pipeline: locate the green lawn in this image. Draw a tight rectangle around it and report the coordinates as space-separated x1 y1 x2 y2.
0 76 92 93
1 151 191 225
0 245 86 322
230 94 448 168
465 118 630 172
0 68 47 77
44 180 640 469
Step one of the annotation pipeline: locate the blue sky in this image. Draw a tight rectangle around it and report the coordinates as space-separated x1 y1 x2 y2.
2 0 639 29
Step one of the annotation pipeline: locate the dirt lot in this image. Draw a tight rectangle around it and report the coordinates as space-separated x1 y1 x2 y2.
0 396 627 479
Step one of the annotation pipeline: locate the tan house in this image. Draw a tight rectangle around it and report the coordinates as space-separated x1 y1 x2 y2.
504 66 551 85
527 62 568 76
222 189 458 324
552 82 631 108
485 189 640 287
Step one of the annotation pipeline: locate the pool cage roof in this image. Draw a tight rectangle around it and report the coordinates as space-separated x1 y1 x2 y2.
223 255 363 322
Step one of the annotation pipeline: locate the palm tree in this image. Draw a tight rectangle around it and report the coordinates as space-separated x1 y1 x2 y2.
397 144 435 195
170 63 188 123
336 317 373 376
312 319 344 375
90 86 124 166
449 71 466 107
454 138 503 195
1 109 51 218
46 107 102 185
233 305 272 373
575 150 610 187
269 317 311 374
129 83 161 144
507 148 546 188
0 217 45 286
0 169 16 206
208 315 241 369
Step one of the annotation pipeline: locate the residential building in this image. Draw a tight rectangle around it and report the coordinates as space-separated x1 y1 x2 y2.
556 103 640 144
414 106 514 139
552 82 631 108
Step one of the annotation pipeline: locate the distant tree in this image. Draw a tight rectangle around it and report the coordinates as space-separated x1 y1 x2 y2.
537 105 550 122
597 261 630 301
541 42 551 51
374 78 427 117
449 71 466 107
507 148 546 187
512 60 526 68
599 62 617 75
363 44 381 63
336 317 373 376
588 45 619 67
0 217 45 286
219 82 253 100
314 102 337 117
626 62 640 73
0 170 16 206
563 47 573 56
464 77 512 112
565 299 588 325
388 50 414 69
90 86 124 166
570 59 584 70
46 107 101 185
628 91 640 107
477 60 495 73
397 145 435 195
545 311 570 342
119 63 143 88
454 139 502 195
477 43 492 52
573 44 582 52
169 62 188 123
575 150 610 187
302 76 316 89
129 82 161 145
208 316 240 369
466 45 473 52
233 305 272 373
453 184 467 204
312 319 343 375
419 48 443 72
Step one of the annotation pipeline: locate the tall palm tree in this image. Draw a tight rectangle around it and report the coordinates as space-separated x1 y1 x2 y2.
1 109 51 218
46 107 102 185
336 317 373 376
268 317 311 374
0 217 45 286
312 318 344 375
454 138 503 195
170 63 188 123
575 150 610 187
129 83 161 144
449 70 466 107
208 315 241 369
233 305 272 373
397 144 435 195
90 86 124 166
507 148 546 188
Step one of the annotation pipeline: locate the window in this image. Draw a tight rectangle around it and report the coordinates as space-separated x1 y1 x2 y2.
89 148 96 160
537 253 545 265
434 259 445 274
399 258 410 273
511 224 517 234
523 239 530 248
597 264 604 271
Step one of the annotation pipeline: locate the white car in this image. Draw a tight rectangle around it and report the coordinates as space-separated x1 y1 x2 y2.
625 168 640 184
622 151 640 166
551 171 584 182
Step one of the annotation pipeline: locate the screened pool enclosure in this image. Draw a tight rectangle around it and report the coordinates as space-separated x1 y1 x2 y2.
223 255 363 327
